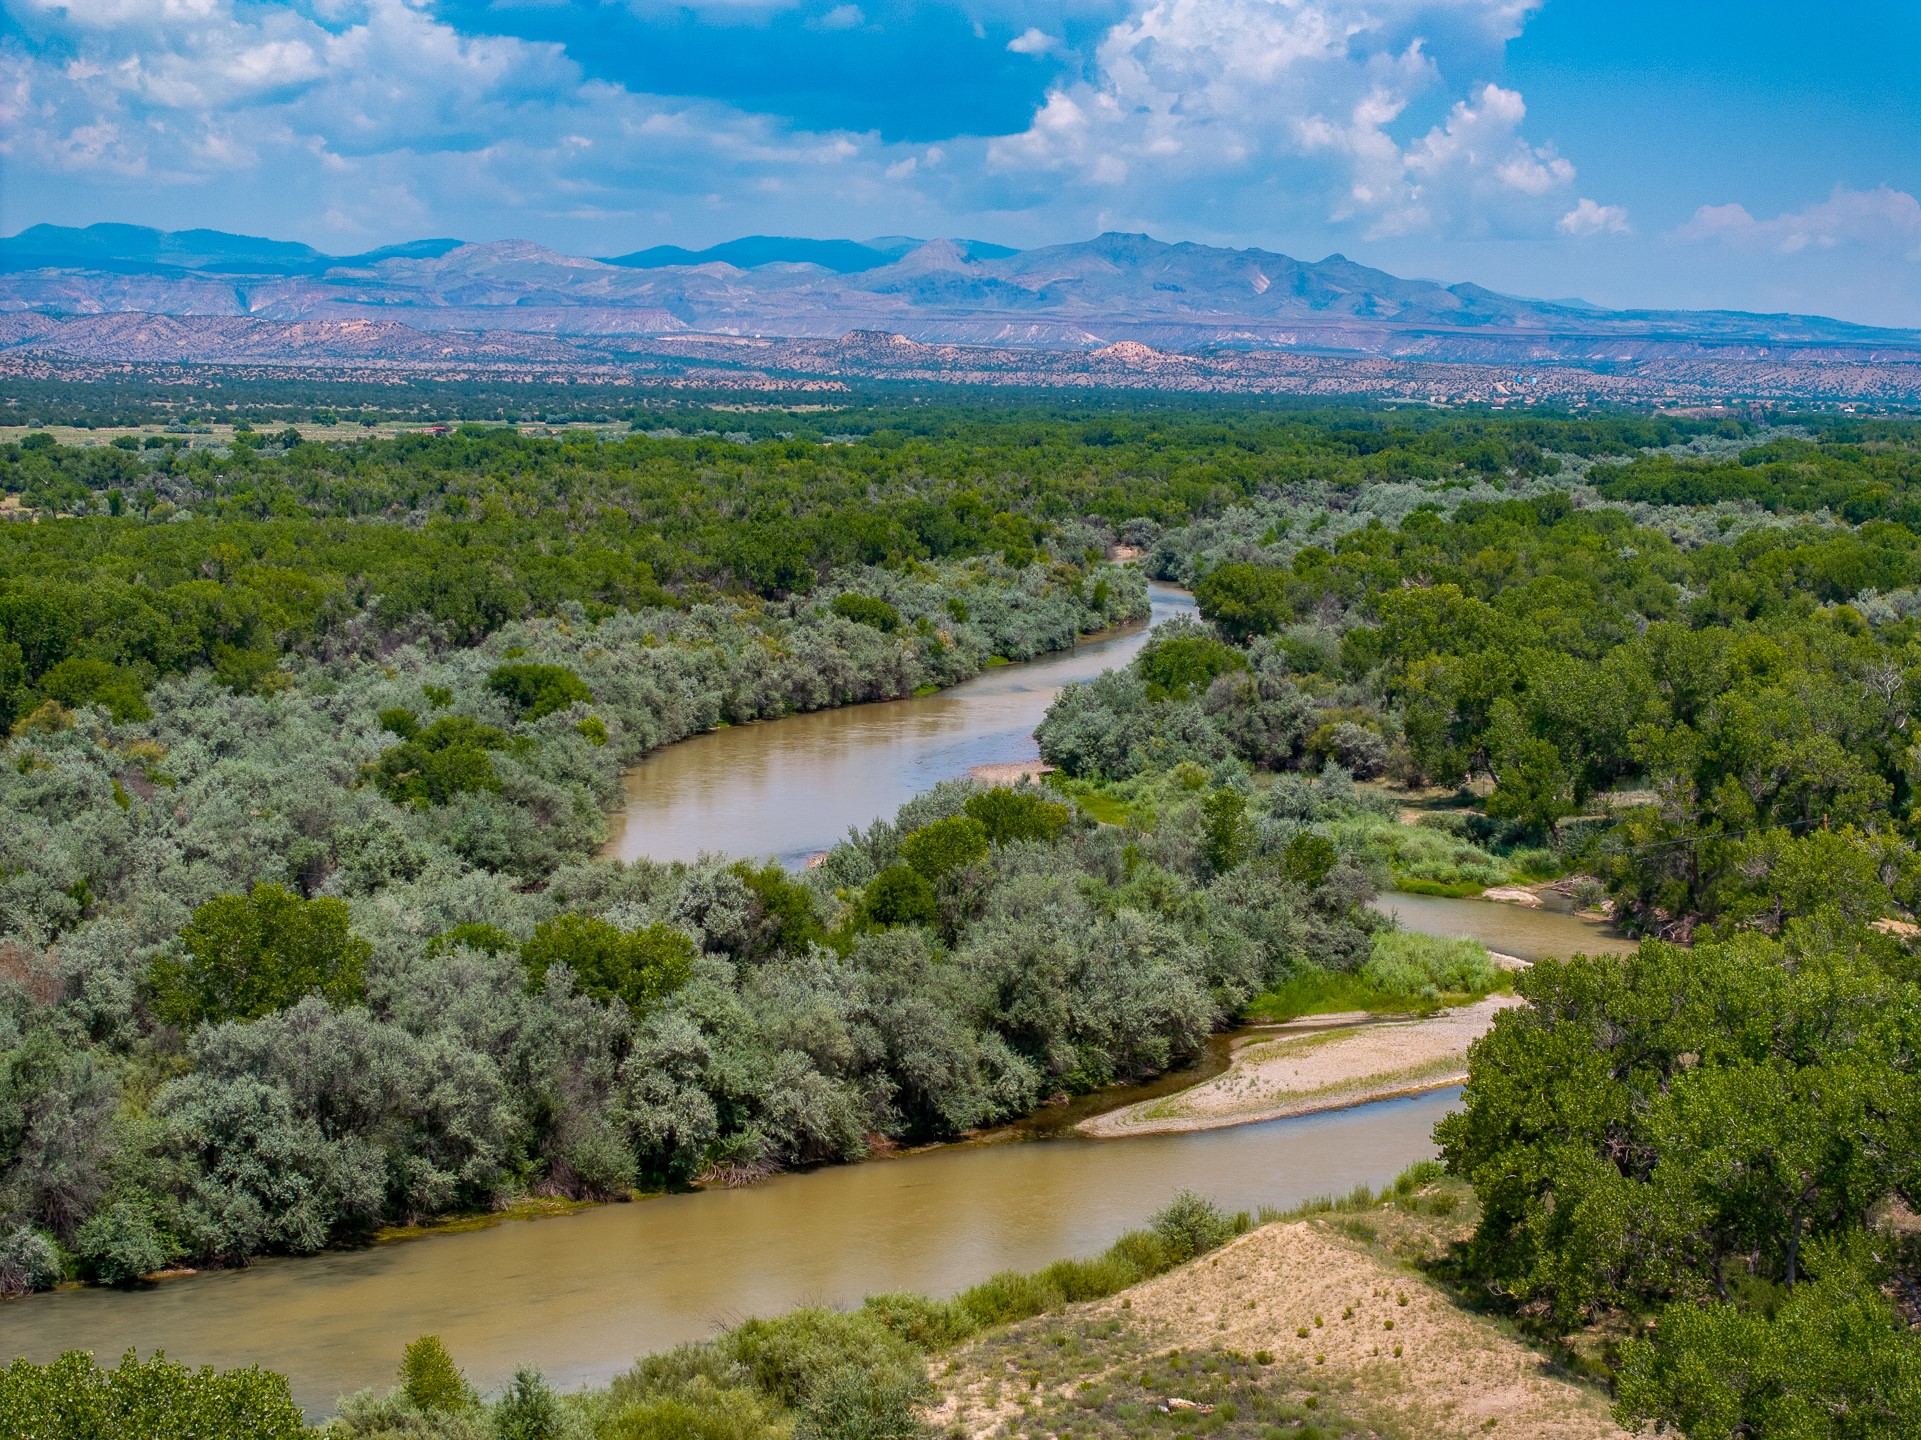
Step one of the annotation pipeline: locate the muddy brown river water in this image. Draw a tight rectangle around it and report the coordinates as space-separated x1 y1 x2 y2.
602 583 1197 866
0 581 1635 1415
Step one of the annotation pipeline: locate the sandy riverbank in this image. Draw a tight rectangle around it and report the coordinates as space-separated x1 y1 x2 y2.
1079 994 1521 1137
966 760 1055 785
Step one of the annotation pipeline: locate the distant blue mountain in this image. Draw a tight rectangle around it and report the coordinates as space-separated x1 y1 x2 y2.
0 224 466 276
603 234 1018 273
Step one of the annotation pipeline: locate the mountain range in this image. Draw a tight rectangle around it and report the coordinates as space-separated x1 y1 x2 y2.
3 224 1919 393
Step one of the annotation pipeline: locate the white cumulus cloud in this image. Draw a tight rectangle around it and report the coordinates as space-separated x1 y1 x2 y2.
0 0 934 241
984 0 1582 240
1676 184 1921 260
1558 197 1629 236
1006 28 1060 56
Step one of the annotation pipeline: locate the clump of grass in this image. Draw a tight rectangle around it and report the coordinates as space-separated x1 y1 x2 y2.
1328 814 1512 893
1360 932 1499 1001
865 1190 1251 1346
1240 969 1434 1023
1241 932 1500 1022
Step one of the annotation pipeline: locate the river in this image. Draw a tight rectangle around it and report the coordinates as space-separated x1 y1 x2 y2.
0 1091 1457 1415
0 578 1632 1414
603 582 1198 866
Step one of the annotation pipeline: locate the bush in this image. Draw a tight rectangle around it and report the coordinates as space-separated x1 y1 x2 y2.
0 1349 308 1440
148 882 370 1026
492 1367 564 1440
1360 930 1498 1000
0 1226 63 1297
366 715 510 807
399 1334 473 1412
896 815 988 880
862 866 938 927
428 922 519 956
830 594 901 633
487 663 592 721
860 1292 973 1349
963 787 1069 845
722 1308 928 1440
521 915 694 1013
1149 1190 1241 1263
602 1395 774 1440
74 1198 173 1284
1135 627 1246 699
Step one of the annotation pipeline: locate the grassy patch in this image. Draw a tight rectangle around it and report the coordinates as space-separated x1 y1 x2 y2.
1327 816 1512 894
1049 776 1141 828
1389 877 1486 899
1240 972 1442 1024
944 1317 1391 1440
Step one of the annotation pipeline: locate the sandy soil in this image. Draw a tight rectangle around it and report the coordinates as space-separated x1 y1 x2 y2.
1150 1223 1630 1438
932 1218 1627 1440
1079 995 1521 1138
967 761 1055 785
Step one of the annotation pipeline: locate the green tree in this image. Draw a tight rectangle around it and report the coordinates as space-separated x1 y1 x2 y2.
1200 789 1252 876
399 1335 473 1412
829 593 901 632
521 915 695 1013
149 883 369 1027
964 788 1069 846
366 714 509 807
1193 562 1289 642
897 816 990 881
487 662 592 720
35 657 150 723
1135 630 1246 700
493 1367 563 1440
863 866 939 927
1614 1237 1921 1440
732 862 827 961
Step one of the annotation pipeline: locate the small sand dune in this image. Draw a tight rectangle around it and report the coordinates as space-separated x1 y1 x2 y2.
1119 1221 1627 1439
933 1217 1627 1440
1079 995 1521 1137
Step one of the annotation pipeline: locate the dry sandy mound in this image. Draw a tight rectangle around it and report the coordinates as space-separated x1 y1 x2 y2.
1115 1222 1629 1440
1081 995 1520 1137
932 1221 1627 1440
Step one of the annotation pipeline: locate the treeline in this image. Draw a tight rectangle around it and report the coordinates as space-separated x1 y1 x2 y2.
0 410 1762 730
1442 923 1921 1438
1019 464 1921 1435
1132 496 1921 931
1592 424 1921 524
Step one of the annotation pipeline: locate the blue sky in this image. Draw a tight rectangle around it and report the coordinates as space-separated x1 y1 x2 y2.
3 0 1918 324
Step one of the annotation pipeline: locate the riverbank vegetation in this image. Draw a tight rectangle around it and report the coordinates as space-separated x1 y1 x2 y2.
7 402 1921 1438
5 1171 1637 1440
0 1190 1260 1439
1240 932 1503 1025
1018 419 1921 1435
3 405 1728 1290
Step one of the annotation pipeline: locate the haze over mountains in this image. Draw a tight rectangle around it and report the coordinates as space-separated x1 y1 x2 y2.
3 224 1919 400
